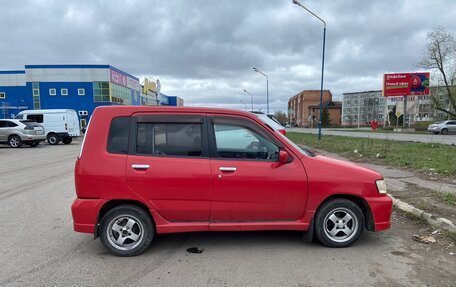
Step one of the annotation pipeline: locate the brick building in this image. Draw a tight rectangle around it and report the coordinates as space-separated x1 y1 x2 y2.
288 90 337 127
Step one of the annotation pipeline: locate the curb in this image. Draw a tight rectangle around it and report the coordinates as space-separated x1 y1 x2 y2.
389 195 456 233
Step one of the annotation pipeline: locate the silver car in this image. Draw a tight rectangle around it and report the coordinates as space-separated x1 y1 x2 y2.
0 119 46 148
427 120 456 135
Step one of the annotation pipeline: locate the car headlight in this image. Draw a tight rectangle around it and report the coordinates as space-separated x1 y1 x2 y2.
376 179 387 194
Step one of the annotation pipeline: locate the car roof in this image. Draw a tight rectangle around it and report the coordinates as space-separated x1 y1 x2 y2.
18 109 76 114
0 119 23 124
95 105 261 120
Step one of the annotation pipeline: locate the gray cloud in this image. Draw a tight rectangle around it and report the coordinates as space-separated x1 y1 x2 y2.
1 0 455 112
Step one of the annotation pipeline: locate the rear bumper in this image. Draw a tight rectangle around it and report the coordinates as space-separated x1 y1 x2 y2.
20 134 46 141
71 198 106 234
366 195 393 231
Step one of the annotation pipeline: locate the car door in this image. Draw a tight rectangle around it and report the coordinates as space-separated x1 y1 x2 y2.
125 114 212 222
448 121 456 133
208 115 308 222
0 120 9 141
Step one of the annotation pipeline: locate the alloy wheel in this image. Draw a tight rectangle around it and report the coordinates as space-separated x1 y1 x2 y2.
106 215 144 251
323 207 359 243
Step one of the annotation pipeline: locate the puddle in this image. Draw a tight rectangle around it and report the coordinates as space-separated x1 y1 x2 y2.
186 247 204 254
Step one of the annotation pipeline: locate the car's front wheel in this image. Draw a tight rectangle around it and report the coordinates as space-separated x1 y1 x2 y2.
441 128 449 135
315 199 365 248
9 135 22 148
47 133 60 145
99 205 154 257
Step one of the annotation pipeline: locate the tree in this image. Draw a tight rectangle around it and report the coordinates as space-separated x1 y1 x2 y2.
274 111 288 125
321 108 331 127
419 26 456 118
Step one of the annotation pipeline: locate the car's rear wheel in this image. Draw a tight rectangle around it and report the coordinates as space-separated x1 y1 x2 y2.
62 137 72 144
47 133 60 145
8 135 22 148
99 205 154 257
441 128 448 135
315 199 364 248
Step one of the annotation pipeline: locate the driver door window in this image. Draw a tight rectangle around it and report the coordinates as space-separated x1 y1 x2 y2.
214 123 279 161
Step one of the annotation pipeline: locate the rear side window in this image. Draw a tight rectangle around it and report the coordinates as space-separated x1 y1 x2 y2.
21 121 40 128
107 117 130 154
27 114 44 123
136 123 202 157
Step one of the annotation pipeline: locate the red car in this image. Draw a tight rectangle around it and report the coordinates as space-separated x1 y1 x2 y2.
72 106 392 256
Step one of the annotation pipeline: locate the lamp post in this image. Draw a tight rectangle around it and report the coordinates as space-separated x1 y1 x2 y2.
292 0 326 140
240 99 247 111
243 89 254 111
253 67 269 114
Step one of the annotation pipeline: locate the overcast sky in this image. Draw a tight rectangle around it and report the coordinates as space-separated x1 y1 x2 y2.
1 0 455 112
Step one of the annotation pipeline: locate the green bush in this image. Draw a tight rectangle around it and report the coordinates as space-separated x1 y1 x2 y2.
414 121 434 131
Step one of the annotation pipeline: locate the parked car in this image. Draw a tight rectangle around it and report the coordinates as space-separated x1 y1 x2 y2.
72 106 392 256
15 109 80 145
0 119 46 148
427 120 456 135
251 111 287 135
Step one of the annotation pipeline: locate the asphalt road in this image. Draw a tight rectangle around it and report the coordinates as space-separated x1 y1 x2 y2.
288 128 456 145
0 143 455 287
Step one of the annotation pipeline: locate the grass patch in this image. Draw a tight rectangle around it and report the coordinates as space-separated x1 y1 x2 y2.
287 132 456 177
441 193 456 206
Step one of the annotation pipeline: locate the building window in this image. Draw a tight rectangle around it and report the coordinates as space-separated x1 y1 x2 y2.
49 89 56 96
0 92 5 99
111 83 132 105
78 88 85 96
32 82 40 109
93 82 110 102
61 88 68 96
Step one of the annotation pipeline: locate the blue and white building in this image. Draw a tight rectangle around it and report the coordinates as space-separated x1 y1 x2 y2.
0 64 182 127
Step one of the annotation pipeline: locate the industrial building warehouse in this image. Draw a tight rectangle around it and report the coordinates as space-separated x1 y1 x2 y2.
0 64 183 128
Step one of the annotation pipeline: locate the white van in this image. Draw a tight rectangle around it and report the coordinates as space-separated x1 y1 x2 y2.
15 109 81 145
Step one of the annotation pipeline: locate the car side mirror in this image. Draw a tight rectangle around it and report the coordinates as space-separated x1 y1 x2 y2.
279 150 289 164
272 150 291 168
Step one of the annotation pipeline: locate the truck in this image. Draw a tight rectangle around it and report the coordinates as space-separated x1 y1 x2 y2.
15 109 80 145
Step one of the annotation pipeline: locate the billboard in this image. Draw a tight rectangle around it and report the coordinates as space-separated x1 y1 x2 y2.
110 69 128 87
383 72 430 97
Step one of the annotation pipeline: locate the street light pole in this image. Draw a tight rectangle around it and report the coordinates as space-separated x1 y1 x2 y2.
292 0 326 140
240 100 247 111
253 67 269 114
243 89 254 111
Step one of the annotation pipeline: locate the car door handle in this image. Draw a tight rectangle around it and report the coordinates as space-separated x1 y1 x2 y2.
132 164 150 170
219 167 236 172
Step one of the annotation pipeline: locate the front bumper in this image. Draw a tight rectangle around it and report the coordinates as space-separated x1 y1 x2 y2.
365 195 393 231
71 198 106 233
427 127 441 132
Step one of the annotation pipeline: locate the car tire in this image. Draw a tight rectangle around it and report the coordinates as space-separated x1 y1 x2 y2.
47 133 60 145
315 198 365 248
441 128 448 135
62 137 72 144
99 205 154 257
8 135 22 148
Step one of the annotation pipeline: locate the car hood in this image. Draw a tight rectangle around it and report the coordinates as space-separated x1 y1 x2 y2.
304 153 383 182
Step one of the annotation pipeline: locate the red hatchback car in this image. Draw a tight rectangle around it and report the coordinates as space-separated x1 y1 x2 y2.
72 106 392 256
